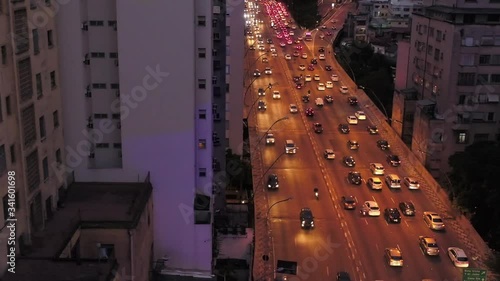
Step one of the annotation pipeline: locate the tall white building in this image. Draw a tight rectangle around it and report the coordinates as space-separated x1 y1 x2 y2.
56 0 243 278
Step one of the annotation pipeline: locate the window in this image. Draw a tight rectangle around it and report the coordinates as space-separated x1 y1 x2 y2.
199 168 207 177
52 110 59 128
491 74 500 84
0 145 6 175
10 145 15 164
212 49 218 57
92 83 106 89
89 20 104 26
481 36 494 46
477 74 489 84
212 19 218 28
199 109 207 119
459 54 474 66
226 65 230 75
197 16 206 26
479 55 491 65
26 150 40 191
457 132 467 144
198 139 207 149
112 113 120 119
50 71 56 89
110 83 119 89
474 133 489 143
94 113 108 119
113 143 121 148
458 95 466 105
47 30 53 48
32 29 39 54
212 76 217 85
1 45 6 64
198 79 206 89
488 112 495 121
42 157 49 181
457 73 475 86
492 55 500 65
462 37 474 46
436 30 442 42
109 52 118 59
108 21 117 30
55 148 61 164
226 83 230 93
96 143 109 148
5 96 11 115
433 48 441 61
427 45 433 55
90 52 105 58
39 116 46 139
36 73 42 97
198 48 206 58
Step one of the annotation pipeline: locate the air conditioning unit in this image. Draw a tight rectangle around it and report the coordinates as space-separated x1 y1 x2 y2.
115 90 120 97
88 152 95 158
81 22 89 31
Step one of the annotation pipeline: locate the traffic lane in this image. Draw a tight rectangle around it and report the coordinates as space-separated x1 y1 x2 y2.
260 132 318 171
255 110 306 142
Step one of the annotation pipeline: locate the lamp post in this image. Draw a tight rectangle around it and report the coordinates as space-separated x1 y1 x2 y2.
358 85 389 119
244 51 270 82
267 197 293 219
257 150 288 187
246 83 273 119
257 116 289 146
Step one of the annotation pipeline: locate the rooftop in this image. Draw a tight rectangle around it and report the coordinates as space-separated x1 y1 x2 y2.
27 181 152 258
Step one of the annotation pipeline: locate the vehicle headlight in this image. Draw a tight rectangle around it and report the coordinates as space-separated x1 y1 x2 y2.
311 221 314 226
276 184 279 187
301 221 305 226
268 184 271 187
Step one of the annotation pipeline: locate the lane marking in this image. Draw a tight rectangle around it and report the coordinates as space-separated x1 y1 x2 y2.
404 220 409 227
391 197 395 204
326 266 329 276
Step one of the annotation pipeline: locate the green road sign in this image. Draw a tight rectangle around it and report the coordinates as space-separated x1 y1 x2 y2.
463 268 487 281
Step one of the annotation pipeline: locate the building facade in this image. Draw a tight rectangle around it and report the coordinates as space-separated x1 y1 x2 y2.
0 0 68 276
392 3 500 179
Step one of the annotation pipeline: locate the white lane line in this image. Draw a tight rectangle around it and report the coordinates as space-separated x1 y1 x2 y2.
404 220 409 227
372 195 377 201
397 244 401 250
375 243 379 251
326 266 329 276
391 197 395 204
364 219 368 225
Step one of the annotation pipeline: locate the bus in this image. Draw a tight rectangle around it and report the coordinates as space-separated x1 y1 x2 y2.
304 32 313 41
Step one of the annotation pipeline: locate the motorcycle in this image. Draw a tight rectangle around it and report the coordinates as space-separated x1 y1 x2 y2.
314 188 319 200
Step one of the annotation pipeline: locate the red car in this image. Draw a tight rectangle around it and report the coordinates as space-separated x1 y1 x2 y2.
307 65 315 71
295 45 303 50
305 107 315 116
326 31 332 36
296 83 303 89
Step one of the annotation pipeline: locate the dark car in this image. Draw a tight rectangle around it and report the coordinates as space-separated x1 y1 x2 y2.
300 208 314 229
318 47 325 53
347 140 359 150
307 65 315 71
267 38 273 44
367 125 379 135
253 69 261 77
338 124 350 134
341 196 357 210
311 58 317 64
325 95 333 103
305 107 314 116
348 96 358 106
293 76 300 82
377 140 390 150
257 100 267 111
343 156 356 167
267 174 279 189
313 123 323 133
337 271 351 281
348 171 362 185
325 65 332 71
399 201 416 216
384 208 401 223
296 83 303 89
302 95 310 103
387 154 401 167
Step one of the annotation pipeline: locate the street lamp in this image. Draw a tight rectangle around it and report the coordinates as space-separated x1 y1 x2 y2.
246 83 273 119
267 197 293 219
358 85 389 119
256 116 289 146
257 150 289 187
244 51 270 81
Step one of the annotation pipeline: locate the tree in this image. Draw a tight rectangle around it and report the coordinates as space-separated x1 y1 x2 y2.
226 149 253 190
286 0 320 29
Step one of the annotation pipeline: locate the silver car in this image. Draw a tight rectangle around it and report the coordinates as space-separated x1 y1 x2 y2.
423 212 445 230
404 177 420 189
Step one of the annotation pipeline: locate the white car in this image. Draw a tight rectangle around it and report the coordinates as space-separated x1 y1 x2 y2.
289 104 298 113
355 111 366 120
305 75 312 82
447 247 469 268
319 54 325 60
270 47 276 52
340 86 349 94
369 163 385 175
291 25 297 30
301 53 308 59
331 74 339 82
367 177 383 190
264 67 272 75
423 212 445 230
315 98 324 106
285 54 292 60
403 177 420 190
317 83 326 91
289 31 295 36
319 34 325 39
361 201 381 216
324 149 335 159
272 91 281 99
271 52 278 57
325 81 333 89
280 42 286 47
347 116 358 125
265 133 275 144
314 74 320 81
299 64 306 70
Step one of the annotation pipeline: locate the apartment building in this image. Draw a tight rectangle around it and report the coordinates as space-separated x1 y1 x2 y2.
55 0 240 279
392 2 500 179
345 12 369 42
0 0 67 276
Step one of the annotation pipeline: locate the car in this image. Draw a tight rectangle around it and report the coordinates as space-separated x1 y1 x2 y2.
326 31 332 36
347 140 359 150
387 154 401 167
302 95 310 103
419 236 439 256
301 53 308 59
348 171 362 185
267 174 279 189
313 123 323 133
369 163 385 175
297 36 303 40
385 174 402 189
285 139 297 154
258 100 267 110
271 52 278 57
317 83 326 91
289 104 298 113
348 96 358 105
248 45 256 50
293 51 300 57
300 208 315 229
272 91 281 99
325 65 332 71
299 64 306 70
343 156 356 167
347 116 358 124
253 69 261 77
324 149 335 159
355 111 366 120
289 31 295 36
293 76 301 82
342 196 357 210
258 88 266 96
321 25 327 29
287 39 293 45
326 81 334 89
337 271 351 281
291 25 297 29
285 54 292 60
376 140 390 150
447 247 469 267
305 75 312 82
264 67 272 75
385 248 403 267
319 54 325 60
325 95 333 103
270 47 276 52
423 212 445 230
267 38 273 44
338 124 350 134
311 58 318 64
318 47 325 53
314 74 320 81
384 208 401 223
331 74 339 81
367 125 378 134
305 107 314 116
367 177 383 190
315 97 324 106
332 26 337 30
262 57 269 63
361 201 380 216
319 34 325 39
265 133 275 144
280 42 286 47
295 83 303 89
403 177 420 189
258 45 265 51
307 65 315 71
399 201 416 216
340 86 349 94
